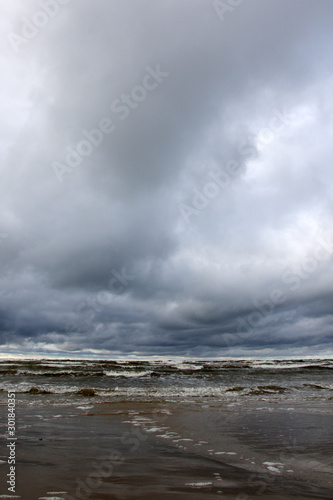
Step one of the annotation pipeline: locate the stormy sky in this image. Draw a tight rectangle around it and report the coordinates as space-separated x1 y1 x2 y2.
1 0 333 358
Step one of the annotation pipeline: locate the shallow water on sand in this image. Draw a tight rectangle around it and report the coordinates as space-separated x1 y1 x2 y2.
0 359 332 499
0 400 332 499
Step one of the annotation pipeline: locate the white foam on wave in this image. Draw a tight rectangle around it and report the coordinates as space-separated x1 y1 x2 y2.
155 432 177 439
46 493 67 495
0 496 21 499
0 382 81 394
16 369 79 376
41 361 83 367
169 361 204 371
267 466 280 473
130 416 151 424
185 482 213 488
263 461 283 473
104 370 151 377
215 451 236 455
145 426 166 433
250 360 332 370
103 385 229 399
39 497 65 500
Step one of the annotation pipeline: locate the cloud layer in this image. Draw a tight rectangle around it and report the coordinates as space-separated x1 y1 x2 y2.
1 0 333 357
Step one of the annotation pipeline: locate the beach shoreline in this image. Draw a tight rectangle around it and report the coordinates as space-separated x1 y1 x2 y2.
1 397 332 499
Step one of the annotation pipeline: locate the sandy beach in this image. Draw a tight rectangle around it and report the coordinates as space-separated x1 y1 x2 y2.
1 396 332 500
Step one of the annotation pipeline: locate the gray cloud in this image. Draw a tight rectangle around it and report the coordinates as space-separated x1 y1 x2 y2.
1 0 333 358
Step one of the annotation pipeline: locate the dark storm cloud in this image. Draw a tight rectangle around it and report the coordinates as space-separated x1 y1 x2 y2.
1 0 333 357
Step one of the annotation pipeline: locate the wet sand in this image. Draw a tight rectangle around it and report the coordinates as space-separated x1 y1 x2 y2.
1 398 333 499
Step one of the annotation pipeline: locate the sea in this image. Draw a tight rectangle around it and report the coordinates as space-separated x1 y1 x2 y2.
0 357 332 406
0 358 332 499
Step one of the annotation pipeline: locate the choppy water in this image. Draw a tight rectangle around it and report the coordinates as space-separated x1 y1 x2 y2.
0 358 332 406
0 358 332 499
